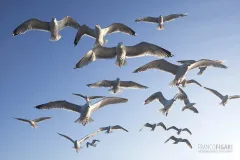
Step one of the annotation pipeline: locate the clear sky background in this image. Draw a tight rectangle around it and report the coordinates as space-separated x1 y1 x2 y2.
1 0 240 159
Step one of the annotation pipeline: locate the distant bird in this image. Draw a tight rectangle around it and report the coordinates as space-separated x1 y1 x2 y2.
87 78 148 94
14 117 52 129
179 79 202 88
135 13 187 30
204 87 240 106
177 60 225 75
165 136 192 149
12 16 80 41
86 139 100 148
167 126 192 135
74 23 136 47
98 125 128 133
58 131 99 153
144 92 178 116
133 59 227 86
35 97 128 126
139 122 167 132
74 42 173 69
72 93 104 103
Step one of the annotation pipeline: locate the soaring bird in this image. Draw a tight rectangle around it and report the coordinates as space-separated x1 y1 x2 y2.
72 93 105 103
165 136 192 149
133 59 227 86
87 78 148 94
86 140 100 148
144 92 179 116
135 13 187 30
167 126 192 135
98 125 128 133
139 122 167 132
74 23 136 47
204 87 240 106
57 131 99 153
14 117 52 128
179 79 202 88
12 16 80 41
35 97 128 126
74 42 173 69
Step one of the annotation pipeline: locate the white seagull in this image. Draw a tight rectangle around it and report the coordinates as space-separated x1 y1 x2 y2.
135 13 187 30
87 78 148 94
204 87 240 106
35 97 128 126
72 93 105 103
74 23 136 47
144 92 179 116
133 59 227 86
98 125 128 133
167 126 192 135
165 136 192 149
86 140 100 148
57 131 99 153
139 122 167 132
13 16 80 41
14 117 52 128
74 42 173 69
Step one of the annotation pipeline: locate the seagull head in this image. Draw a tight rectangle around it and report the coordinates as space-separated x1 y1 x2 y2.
117 42 124 48
95 24 101 29
52 18 57 22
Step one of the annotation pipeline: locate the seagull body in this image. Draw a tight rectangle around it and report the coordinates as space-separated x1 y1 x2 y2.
86 139 100 148
98 125 128 133
74 23 136 47
135 13 187 30
35 97 128 126
144 92 178 116
133 59 227 86
87 78 148 94
139 122 166 132
58 131 99 153
180 79 202 88
204 87 240 106
74 42 173 69
165 136 192 149
72 93 104 103
167 126 192 135
14 117 52 128
13 16 80 41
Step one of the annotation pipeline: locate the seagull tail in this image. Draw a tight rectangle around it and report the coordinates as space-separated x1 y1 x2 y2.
169 79 178 87
115 59 127 68
108 88 121 94
159 108 167 115
74 117 83 124
157 24 164 30
89 117 94 122
50 35 61 41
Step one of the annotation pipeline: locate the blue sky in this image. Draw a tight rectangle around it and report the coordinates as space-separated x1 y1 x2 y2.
1 0 240 159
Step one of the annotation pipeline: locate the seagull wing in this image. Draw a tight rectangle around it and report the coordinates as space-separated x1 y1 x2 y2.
120 81 148 89
139 123 153 131
229 95 240 99
92 140 100 143
88 96 105 100
189 59 227 70
125 42 173 58
167 126 179 131
86 142 90 148
112 125 129 132
72 93 86 99
181 139 193 149
189 106 199 113
102 23 136 36
57 16 80 30
57 133 75 144
204 87 224 100
163 13 187 22
87 80 114 88
177 87 188 100
98 126 109 131
78 131 99 143
182 128 192 135
186 79 202 87
133 59 179 74
135 16 158 23
74 25 96 46
165 136 178 143
13 19 50 36
33 117 52 123
177 60 196 65
157 122 167 130
198 67 207 75
15 118 30 123
144 92 167 105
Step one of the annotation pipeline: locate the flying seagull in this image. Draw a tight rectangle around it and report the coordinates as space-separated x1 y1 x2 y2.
179 79 202 88
98 125 128 133
35 97 128 126
74 23 136 47
133 59 227 86
72 93 105 103
204 87 240 106
14 117 52 128
57 131 99 153
74 42 173 69
135 13 187 30
165 136 192 149
12 16 80 41
86 139 100 148
167 126 192 135
87 78 148 94
139 122 167 132
144 92 179 116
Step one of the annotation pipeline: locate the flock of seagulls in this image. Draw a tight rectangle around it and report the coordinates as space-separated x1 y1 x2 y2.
13 11 239 152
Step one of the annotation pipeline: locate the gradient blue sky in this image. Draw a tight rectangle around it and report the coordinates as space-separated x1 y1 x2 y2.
1 0 240 159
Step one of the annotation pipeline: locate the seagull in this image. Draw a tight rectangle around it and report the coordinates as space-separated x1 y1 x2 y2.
204 87 240 106
87 78 148 94
86 139 100 148
135 13 187 30
74 42 173 69
35 97 128 126
72 93 105 103
165 136 192 149
139 122 167 132
98 125 128 133
144 92 179 116
74 23 136 47
133 59 227 86
14 117 52 128
177 60 225 75
12 16 80 41
179 79 202 88
57 131 99 153
167 126 192 135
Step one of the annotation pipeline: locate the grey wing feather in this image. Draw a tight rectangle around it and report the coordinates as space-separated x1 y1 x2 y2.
157 122 167 130
229 95 240 99
112 125 128 132
58 133 75 143
177 87 188 100
177 60 196 65
102 23 136 36
92 139 100 143
144 92 167 105
189 59 227 70
120 81 148 89
15 118 30 123
163 13 187 22
87 80 114 88
72 93 86 99
186 79 202 87
182 139 192 149
165 136 178 143
182 128 192 135
139 123 153 131
79 131 99 143
167 126 179 131
189 106 199 113
74 25 96 46
88 96 105 100
98 127 109 131
33 117 52 123
57 16 80 30
135 16 158 23
204 87 224 99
